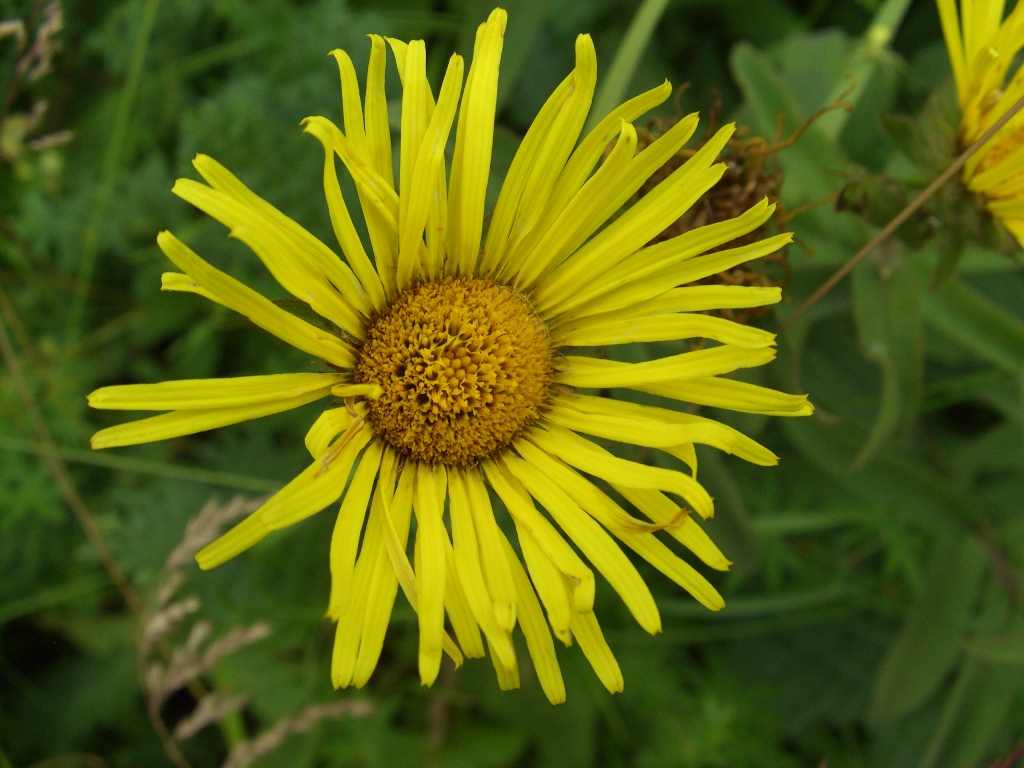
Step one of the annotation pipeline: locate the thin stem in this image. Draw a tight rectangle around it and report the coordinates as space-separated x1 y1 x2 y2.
0 304 143 614
783 90 1024 330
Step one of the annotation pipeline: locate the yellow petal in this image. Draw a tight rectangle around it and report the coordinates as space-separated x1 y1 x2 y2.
515 521 573 644
613 485 731 571
90 388 333 450
554 311 777 349
448 9 506 276
636 376 814 416
498 532 566 704
558 229 792 321
443 537 486 659
155 231 355 369
327 441 384 619
477 45 580 275
512 120 639 289
397 54 464 289
464 468 518 631
555 345 777 389
548 394 779 466
186 155 372 327
160 272 218 303
549 285 781 336
491 35 598 278
505 454 662 635
414 462 448 685
483 459 595 613
487 636 521 691
88 372 345 411
303 113 387 312
305 406 355 459
527 424 714 518
544 80 673 222
570 609 623 694
353 461 416 686
448 469 516 668
196 425 371 570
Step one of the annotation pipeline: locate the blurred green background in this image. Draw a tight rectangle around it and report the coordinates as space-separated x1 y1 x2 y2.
2 0 1024 766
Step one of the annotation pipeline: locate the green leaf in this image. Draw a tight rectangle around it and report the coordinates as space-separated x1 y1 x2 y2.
850 249 923 467
693 448 763 578
962 630 1024 665
867 533 987 725
920 277 1024 371
934 662 1024 768
782 418 981 531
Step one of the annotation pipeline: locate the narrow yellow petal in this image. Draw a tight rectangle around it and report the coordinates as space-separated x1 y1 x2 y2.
301 116 400 231
331 48 366 148
364 35 395 187
155 231 355 369
487 636 521 691
464 468 518 631
483 459 595 613
414 462 448 685
160 272 218 303
196 425 371 570
557 229 793 321
187 156 372 326
498 532 566 704
333 470 389 688
353 461 416 686
88 372 345 411
448 469 516 667
511 120 639 288
493 34 599 278
305 406 355 459
515 522 573 644
330 383 382 400
544 80 673 220
327 441 384 619
555 312 777 349
550 198 775 316
636 376 814 416
505 454 662 635
90 388 333 450
524 444 724 610
397 54 464 289
527 424 714 518
613 485 731 571
555 346 777 389
303 114 387 312
477 61 577 275
448 9 506 276
549 285 781 335
548 394 779 466
514 440 668 534
570 609 623 694
443 538 486 659
515 113 701 290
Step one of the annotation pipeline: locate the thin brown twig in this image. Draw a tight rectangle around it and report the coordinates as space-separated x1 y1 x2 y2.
1 0 47 117
0 297 143 614
985 738 1024 768
782 90 1024 330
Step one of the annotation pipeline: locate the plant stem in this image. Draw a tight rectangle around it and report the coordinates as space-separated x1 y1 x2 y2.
783 90 1024 330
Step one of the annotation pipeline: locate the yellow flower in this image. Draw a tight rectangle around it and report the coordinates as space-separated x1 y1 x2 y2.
88 9 812 702
938 0 1024 243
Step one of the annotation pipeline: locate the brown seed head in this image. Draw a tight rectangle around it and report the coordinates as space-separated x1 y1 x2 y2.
355 277 553 466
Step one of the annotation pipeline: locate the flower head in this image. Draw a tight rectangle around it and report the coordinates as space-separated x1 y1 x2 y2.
88 9 811 702
938 0 1024 244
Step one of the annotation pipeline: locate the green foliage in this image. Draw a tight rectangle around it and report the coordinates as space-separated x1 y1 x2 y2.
2 0 1024 766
